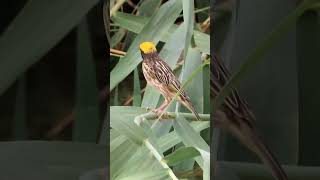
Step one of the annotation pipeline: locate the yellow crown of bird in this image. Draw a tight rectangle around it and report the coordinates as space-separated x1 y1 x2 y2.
139 42 157 54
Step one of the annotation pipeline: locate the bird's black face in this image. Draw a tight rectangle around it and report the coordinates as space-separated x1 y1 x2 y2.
140 50 147 59
140 50 156 60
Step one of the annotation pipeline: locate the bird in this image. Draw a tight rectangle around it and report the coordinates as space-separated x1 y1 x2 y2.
211 53 288 180
139 41 201 121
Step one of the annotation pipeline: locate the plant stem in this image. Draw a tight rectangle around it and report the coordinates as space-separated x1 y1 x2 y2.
134 112 210 126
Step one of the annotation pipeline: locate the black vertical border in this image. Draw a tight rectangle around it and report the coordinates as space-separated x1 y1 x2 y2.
210 0 215 179
297 10 320 165
102 0 110 179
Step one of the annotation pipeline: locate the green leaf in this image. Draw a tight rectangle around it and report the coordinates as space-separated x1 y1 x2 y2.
117 169 169 180
112 12 210 54
159 121 210 153
179 48 203 113
110 106 183 179
111 136 139 179
173 115 210 180
111 133 128 152
110 106 148 145
152 120 173 138
110 0 183 91
202 62 210 114
112 12 147 32
143 139 179 179
111 132 177 179
110 106 210 179
0 141 106 180
0 0 99 95
195 0 210 22
73 18 100 142
113 146 161 179
173 116 210 153
138 0 162 17
113 86 119 106
163 146 200 166
173 47 202 172
111 28 126 48
182 0 195 58
133 68 141 106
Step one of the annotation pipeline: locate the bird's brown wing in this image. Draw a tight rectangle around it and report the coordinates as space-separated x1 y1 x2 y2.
151 57 201 120
151 57 189 99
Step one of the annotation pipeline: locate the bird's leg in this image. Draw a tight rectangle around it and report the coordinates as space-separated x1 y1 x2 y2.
145 99 167 112
152 98 170 115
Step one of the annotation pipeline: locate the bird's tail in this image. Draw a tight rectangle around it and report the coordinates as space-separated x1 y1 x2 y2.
181 99 201 121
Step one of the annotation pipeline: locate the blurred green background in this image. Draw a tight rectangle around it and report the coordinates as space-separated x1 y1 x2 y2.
0 0 107 179
213 0 320 179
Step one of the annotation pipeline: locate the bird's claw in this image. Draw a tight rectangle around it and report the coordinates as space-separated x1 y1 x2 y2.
148 108 170 120
152 108 162 115
145 107 161 114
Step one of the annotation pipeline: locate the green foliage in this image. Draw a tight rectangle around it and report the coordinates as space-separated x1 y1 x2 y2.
163 147 200 166
0 141 106 180
110 0 210 179
110 107 210 180
133 68 141 106
213 0 320 179
0 0 104 179
0 0 99 95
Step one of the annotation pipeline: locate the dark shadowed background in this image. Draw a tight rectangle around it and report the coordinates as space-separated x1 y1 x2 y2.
0 0 108 179
213 0 320 179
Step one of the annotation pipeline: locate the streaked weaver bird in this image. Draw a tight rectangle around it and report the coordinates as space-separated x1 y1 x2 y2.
211 53 288 180
139 41 201 121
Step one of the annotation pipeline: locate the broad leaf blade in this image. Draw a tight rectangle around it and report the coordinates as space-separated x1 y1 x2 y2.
0 0 99 95
179 48 203 113
173 115 210 180
163 146 200 166
112 12 210 54
0 141 106 180
133 68 141 107
110 106 148 145
182 0 195 58
117 169 169 180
